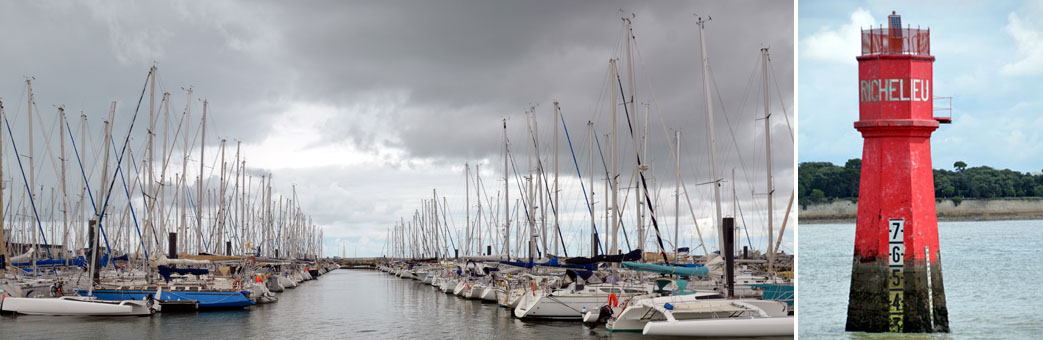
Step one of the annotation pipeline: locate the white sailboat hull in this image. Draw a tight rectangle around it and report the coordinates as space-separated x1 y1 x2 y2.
479 287 498 302
0 296 154 316
514 292 608 319
466 285 484 299
642 316 794 337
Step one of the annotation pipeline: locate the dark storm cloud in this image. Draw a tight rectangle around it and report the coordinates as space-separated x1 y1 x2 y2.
0 0 793 256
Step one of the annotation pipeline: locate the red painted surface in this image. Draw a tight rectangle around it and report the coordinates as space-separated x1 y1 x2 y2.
853 51 940 263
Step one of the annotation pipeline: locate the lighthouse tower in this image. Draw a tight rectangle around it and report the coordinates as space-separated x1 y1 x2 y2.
845 12 949 333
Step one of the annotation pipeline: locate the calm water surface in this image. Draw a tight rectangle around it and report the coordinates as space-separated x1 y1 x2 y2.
798 220 1043 339
3 269 695 339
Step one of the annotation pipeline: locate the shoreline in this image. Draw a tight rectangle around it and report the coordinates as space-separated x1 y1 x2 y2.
799 215 1043 224
799 198 1043 224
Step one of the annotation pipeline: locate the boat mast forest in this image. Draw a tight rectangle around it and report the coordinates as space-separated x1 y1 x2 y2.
0 66 322 274
382 16 794 271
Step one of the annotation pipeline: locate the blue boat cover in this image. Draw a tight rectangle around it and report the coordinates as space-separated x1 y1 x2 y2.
158 265 210 282
13 259 71 267
748 283 794 306
621 262 709 276
499 256 596 271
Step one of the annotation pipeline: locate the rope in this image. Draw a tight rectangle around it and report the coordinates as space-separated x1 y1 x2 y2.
109 137 148 262
558 112 603 255
4 115 53 259
614 71 668 264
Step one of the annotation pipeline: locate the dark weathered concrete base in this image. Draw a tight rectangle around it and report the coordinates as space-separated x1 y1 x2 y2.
846 256 890 332
846 254 949 333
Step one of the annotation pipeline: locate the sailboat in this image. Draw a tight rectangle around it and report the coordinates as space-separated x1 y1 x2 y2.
0 97 156 317
599 17 794 337
0 220 157 317
640 300 793 337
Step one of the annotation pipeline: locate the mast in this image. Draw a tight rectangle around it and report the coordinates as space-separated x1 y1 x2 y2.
26 80 36 268
503 119 509 260
79 112 86 251
604 133 610 255
59 108 68 258
476 164 482 255
698 17 724 253
535 111 545 257
527 110 535 261
432 189 439 259
624 17 644 255
159 92 171 254
609 59 619 256
218 139 226 254
181 88 192 253
465 163 470 255
239 148 245 253
588 121 596 257
0 99 6 272
147 65 156 258
674 130 680 257
265 174 272 256
761 47 774 264
241 158 246 253
641 103 649 252
198 100 207 255
91 101 117 295
553 102 560 256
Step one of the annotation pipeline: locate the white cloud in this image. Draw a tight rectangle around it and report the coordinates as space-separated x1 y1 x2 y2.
801 8 875 65
240 97 407 171
1000 13 1043 76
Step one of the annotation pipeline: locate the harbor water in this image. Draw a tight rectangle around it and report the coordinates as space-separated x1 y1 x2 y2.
3 269 699 339
798 220 1043 339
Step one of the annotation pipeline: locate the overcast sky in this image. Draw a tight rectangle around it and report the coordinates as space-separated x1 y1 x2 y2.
799 1 1043 173
0 0 794 258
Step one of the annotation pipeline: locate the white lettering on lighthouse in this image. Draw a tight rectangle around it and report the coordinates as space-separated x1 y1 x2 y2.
860 78 930 103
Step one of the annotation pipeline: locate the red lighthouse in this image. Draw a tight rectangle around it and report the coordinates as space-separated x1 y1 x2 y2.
846 12 949 333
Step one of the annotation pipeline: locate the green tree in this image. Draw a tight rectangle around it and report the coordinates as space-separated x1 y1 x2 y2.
810 189 826 203
801 160 1043 201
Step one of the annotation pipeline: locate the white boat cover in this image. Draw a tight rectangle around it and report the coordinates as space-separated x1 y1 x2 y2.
642 316 794 337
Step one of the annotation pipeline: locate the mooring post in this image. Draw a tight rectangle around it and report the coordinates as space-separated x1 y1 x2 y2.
89 219 100 283
169 232 178 259
846 11 949 333
723 217 734 298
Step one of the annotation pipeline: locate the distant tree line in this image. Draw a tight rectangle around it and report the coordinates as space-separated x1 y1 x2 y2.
798 159 1043 207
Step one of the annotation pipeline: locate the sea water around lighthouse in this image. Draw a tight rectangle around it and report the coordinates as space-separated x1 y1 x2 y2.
798 220 1043 339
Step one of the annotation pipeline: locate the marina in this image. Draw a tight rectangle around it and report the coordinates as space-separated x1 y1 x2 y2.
368 10 795 338
5 268 791 339
0 1 796 338
0 65 338 317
